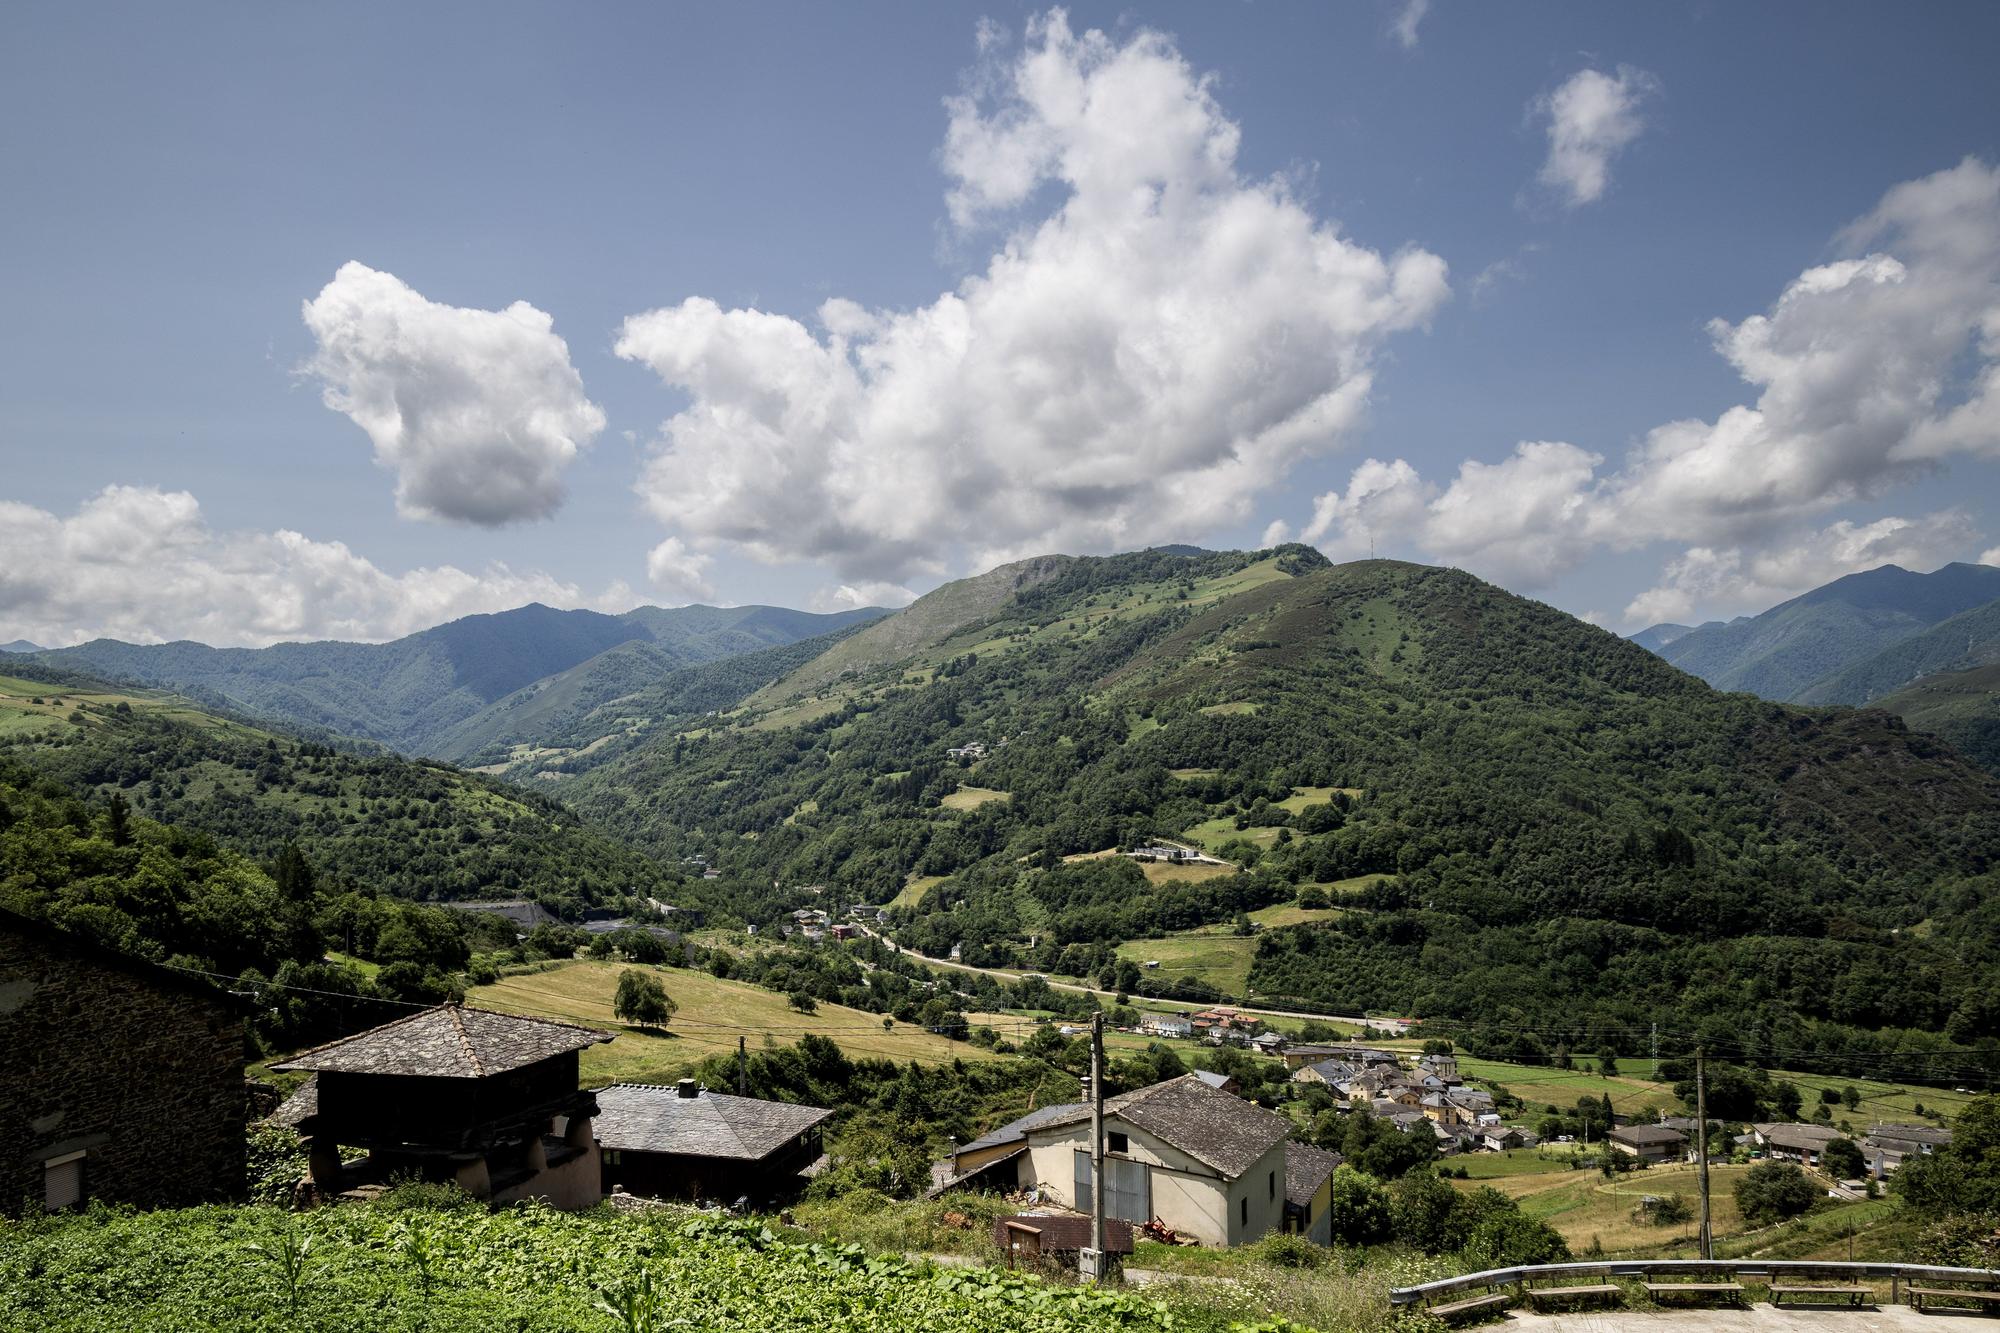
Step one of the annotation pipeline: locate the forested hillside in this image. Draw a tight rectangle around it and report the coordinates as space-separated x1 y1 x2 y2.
30 602 885 755
0 672 695 920
552 549 2000 1066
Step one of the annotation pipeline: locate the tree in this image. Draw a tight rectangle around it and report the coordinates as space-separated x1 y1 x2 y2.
1596 1046 1619 1078
105 791 132 848
1735 1160 1818 1225
1822 1136 1866 1181
1841 1086 1862 1111
788 991 819 1014
1897 1095 2000 1218
1774 1080 1804 1120
1324 1166 1392 1244
613 969 676 1029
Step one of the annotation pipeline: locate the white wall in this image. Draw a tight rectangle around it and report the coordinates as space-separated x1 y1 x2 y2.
1021 1115 1285 1247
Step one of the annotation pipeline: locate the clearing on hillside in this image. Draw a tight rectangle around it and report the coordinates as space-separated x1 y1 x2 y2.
472 960 998 1082
940 785 1010 811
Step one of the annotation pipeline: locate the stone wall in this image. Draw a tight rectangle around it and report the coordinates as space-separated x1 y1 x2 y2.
0 918 246 1215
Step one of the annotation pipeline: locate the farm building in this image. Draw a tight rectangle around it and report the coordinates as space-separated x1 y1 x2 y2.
1753 1122 1847 1167
272 1005 610 1209
1863 1123 1952 1173
593 1081 831 1204
0 909 247 1216
1608 1123 1688 1163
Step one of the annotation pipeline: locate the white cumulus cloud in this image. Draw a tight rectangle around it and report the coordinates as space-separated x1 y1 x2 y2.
1534 65 1660 208
1303 158 2000 621
644 537 716 604
1389 0 1430 50
0 486 611 648
302 262 605 526
811 581 920 613
616 10 1449 588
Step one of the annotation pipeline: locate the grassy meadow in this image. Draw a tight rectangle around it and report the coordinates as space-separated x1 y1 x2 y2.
471 960 1000 1084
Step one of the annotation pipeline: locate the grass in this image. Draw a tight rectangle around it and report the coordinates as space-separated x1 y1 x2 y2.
888 874 947 910
1136 860 1237 886
1476 1161 1752 1254
1778 1069 1979 1124
1113 934 1257 997
1245 902 1345 928
1449 1145 1589 1179
940 785 1010 811
470 960 999 1083
1198 701 1259 716
1180 815 1283 850
1452 1055 1679 1120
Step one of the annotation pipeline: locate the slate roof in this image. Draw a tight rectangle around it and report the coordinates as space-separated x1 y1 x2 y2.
1192 1069 1234 1090
270 1005 611 1078
1610 1124 1687 1146
1868 1123 1953 1147
1032 1075 1292 1179
593 1084 832 1161
957 1102 1087 1157
269 1075 318 1126
1284 1143 1344 1207
1756 1122 1845 1150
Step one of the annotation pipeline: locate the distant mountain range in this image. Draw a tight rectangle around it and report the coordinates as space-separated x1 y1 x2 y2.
26 602 887 756
0 640 41 654
1633 562 2000 771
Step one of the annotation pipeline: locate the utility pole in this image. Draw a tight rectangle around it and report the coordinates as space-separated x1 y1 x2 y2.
1085 1010 1107 1284
1696 1045 1712 1260
737 1036 748 1096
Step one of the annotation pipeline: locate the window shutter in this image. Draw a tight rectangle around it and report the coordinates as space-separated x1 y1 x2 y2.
44 1156 82 1210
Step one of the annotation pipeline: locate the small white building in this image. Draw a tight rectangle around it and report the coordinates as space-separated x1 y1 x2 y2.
1014 1075 1293 1247
1140 1012 1194 1039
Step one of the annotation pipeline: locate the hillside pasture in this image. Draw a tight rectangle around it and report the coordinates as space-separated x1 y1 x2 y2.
1114 934 1256 997
472 960 998 1083
940 785 1010 811
1474 1162 1752 1254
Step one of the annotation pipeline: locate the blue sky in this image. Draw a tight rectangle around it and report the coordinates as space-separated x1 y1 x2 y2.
3 1 1999 645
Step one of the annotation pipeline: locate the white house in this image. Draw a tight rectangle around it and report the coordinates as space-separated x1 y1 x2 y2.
1015 1075 1293 1247
1140 1013 1194 1039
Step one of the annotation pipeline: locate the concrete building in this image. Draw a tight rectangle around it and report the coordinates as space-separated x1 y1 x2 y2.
1753 1122 1846 1168
273 1005 610 1209
1 910 247 1215
1139 1012 1194 1039
1282 1143 1343 1246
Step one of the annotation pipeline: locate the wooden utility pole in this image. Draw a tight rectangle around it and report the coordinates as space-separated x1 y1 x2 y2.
1086 1010 1107 1283
1696 1045 1712 1260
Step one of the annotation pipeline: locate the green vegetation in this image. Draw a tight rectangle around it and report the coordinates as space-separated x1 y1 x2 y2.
0 1202 1208 1332
0 674 692 918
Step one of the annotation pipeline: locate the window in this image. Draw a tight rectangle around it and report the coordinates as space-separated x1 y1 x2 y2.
1240 1196 1248 1226
44 1152 84 1211
1108 1132 1128 1154
1269 1170 1275 1199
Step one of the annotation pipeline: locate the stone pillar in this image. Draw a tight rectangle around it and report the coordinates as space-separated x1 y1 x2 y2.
565 1115 595 1152
453 1156 492 1199
305 1137 344 1188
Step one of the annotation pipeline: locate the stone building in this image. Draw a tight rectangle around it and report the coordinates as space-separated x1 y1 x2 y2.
593 1080 831 1203
272 1004 611 1209
0 908 247 1215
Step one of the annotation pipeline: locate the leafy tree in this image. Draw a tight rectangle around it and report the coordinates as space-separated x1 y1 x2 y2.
1822 1136 1866 1180
613 969 675 1028
788 991 819 1014
1596 1047 1619 1078
1324 1166 1392 1244
1897 1095 2000 1218
1735 1160 1818 1225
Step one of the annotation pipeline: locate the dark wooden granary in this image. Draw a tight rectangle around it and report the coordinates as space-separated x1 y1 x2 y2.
272 1004 610 1209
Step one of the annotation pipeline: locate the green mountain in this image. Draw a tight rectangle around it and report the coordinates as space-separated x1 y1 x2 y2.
0 669 697 921
1797 598 2000 706
1876 662 2000 776
1643 562 2000 700
552 547 2000 1060
1627 622 1695 652
31 602 886 755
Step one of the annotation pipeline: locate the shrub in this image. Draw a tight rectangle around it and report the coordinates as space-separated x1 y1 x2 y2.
1735 1161 1818 1225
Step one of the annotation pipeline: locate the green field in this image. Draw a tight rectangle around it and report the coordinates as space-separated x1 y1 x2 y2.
889 874 947 909
940 785 1010 811
1114 934 1257 997
472 960 998 1084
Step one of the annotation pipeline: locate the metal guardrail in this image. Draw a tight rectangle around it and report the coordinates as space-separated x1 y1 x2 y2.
1389 1259 2000 1306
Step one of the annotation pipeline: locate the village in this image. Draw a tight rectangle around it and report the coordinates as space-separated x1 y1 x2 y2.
6 904 1957 1264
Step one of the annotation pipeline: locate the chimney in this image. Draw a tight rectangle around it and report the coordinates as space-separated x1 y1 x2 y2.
676 1078 699 1099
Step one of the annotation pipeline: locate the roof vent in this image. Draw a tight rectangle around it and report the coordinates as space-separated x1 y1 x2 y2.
676 1078 699 1099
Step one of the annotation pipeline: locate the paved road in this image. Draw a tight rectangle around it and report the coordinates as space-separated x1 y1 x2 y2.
860 925 1389 1030
1496 1306 1939 1333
